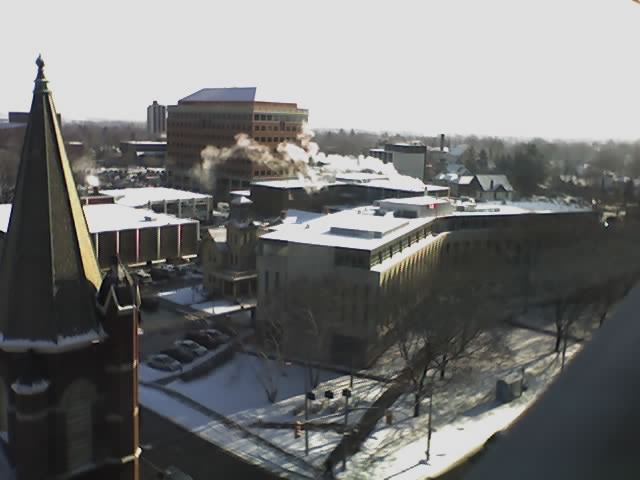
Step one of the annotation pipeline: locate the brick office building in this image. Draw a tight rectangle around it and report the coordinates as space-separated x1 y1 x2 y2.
0 57 140 479
166 87 308 197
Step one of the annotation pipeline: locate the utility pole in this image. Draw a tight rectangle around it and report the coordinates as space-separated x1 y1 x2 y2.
305 388 315 456
426 388 433 463
342 388 352 471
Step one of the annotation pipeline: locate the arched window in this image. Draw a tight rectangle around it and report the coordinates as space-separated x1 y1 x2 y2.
61 380 96 472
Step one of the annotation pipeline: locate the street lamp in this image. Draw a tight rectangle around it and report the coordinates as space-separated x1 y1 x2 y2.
342 388 352 471
305 391 315 456
426 388 434 463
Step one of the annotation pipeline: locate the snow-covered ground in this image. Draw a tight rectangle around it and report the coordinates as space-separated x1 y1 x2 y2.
340 328 580 479
140 325 583 479
156 286 208 305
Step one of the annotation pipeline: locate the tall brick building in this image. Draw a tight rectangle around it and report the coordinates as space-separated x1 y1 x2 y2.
0 57 140 479
166 87 308 196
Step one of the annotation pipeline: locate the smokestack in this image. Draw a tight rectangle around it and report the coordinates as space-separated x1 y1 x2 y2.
440 134 445 152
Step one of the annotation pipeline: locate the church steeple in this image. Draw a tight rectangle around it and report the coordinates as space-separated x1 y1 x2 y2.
0 56 102 348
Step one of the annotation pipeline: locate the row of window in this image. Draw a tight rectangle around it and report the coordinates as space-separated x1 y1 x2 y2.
254 124 301 132
254 113 307 122
255 136 295 144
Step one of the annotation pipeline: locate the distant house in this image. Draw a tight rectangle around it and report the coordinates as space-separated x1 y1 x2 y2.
455 174 514 201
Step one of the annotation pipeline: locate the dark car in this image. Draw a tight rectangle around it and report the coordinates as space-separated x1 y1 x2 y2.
162 347 196 363
184 331 223 349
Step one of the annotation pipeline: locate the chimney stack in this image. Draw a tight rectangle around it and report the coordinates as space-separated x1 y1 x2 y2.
440 134 445 152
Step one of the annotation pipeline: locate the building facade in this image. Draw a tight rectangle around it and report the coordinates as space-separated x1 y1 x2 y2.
119 141 167 168
166 87 308 195
256 197 636 368
146 101 167 138
0 57 140 480
201 197 264 299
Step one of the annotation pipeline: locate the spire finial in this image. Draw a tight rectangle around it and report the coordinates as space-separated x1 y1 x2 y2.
34 54 49 92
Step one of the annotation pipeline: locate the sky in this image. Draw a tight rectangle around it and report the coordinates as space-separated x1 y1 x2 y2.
2 0 640 141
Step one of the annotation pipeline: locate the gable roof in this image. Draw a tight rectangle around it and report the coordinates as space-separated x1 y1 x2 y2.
179 87 257 104
475 174 514 192
0 57 102 349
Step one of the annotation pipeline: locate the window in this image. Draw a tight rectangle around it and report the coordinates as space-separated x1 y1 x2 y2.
275 272 280 288
62 380 96 472
264 271 269 294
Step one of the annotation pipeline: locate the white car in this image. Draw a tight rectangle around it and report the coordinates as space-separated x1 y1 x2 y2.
174 339 208 357
147 354 182 372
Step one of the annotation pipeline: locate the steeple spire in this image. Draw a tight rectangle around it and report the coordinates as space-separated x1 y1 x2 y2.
0 57 102 349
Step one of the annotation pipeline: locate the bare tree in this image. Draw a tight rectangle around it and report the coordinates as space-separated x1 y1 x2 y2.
258 275 345 395
391 281 503 417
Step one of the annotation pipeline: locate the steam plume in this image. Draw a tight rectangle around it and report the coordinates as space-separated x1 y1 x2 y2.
194 125 426 193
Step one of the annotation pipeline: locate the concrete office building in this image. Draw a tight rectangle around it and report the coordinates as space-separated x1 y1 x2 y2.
256 197 633 368
369 143 428 181
0 203 199 269
166 87 308 195
147 100 167 138
99 187 213 222
250 173 448 219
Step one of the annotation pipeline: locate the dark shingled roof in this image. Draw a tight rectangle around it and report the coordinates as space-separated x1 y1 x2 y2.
0 57 102 347
179 87 256 104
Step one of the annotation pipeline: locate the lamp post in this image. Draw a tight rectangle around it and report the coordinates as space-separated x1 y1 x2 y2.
426 388 434 463
305 391 315 456
342 388 352 470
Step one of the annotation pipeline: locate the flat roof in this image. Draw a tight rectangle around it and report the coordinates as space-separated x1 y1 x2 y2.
180 87 257 103
252 177 425 193
450 200 593 216
0 203 195 234
120 140 167 145
261 208 433 251
99 187 212 207
377 196 449 207
252 178 339 190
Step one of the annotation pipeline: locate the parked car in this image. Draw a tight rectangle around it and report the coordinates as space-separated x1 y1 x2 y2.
134 270 153 285
184 331 224 349
150 264 177 281
203 328 231 343
162 346 196 363
174 339 208 357
147 354 182 372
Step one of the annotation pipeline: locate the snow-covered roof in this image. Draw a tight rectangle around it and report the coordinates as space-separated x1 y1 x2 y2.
377 196 449 207
207 228 228 244
252 176 426 194
230 196 253 205
99 187 211 207
476 175 514 192
261 208 433 251
252 178 338 190
451 200 592 216
0 203 195 235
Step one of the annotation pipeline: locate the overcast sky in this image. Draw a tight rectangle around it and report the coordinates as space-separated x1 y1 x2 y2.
3 0 640 140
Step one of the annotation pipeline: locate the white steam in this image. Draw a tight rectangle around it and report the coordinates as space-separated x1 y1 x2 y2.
194 125 426 193
85 174 100 188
